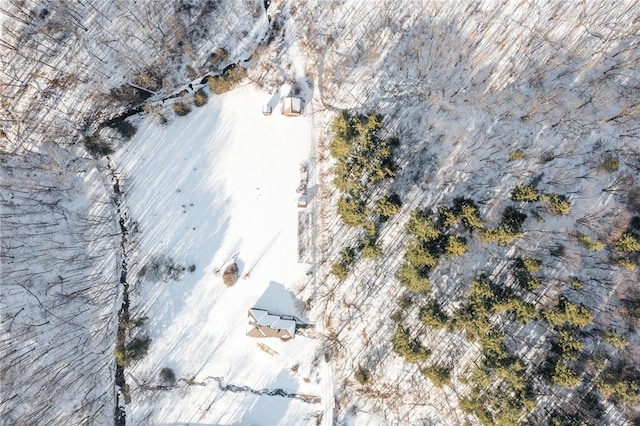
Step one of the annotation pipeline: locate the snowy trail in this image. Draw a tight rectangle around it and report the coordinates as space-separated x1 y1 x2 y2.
321 355 335 426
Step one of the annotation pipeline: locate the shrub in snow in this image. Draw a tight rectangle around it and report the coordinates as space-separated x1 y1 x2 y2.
332 247 356 281
421 365 451 388
354 365 371 385
207 65 246 94
576 232 605 251
617 258 636 270
141 255 186 282
193 88 209 107
438 206 460 228
444 235 468 257
397 262 431 293
173 101 192 116
480 206 526 246
456 200 484 230
555 329 584 361
115 336 151 366
376 193 402 219
544 297 593 329
392 326 431 363
551 361 580 388
406 241 439 268
121 316 147 330
511 184 540 202
481 226 522 246
331 262 349 281
420 299 448 329
222 262 239 287
548 194 571 215
83 136 113 158
509 149 525 161
493 298 538 324
513 257 543 291
159 367 177 385
570 277 583 289
406 210 441 242
337 196 369 227
601 155 620 172
207 47 229 70
521 257 541 273
612 232 640 253
361 240 382 260
603 330 627 349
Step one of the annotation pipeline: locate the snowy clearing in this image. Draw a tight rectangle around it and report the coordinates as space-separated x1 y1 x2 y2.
113 85 324 424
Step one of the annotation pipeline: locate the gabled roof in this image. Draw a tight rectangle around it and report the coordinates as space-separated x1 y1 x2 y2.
281 97 302 116
247 309 296 339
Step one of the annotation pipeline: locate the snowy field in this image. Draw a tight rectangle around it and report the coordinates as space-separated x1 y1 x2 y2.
114 85 322 424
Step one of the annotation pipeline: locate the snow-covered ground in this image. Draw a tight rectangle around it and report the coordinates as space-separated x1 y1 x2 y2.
3 0 640 425
115 85 323 424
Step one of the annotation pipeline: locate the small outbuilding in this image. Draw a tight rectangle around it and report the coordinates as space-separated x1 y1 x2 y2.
246 309 296 340
281 96 303 116
297 192 308 208
262 104 272 115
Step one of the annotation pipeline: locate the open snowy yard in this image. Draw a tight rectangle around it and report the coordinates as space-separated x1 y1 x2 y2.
114 85 322 424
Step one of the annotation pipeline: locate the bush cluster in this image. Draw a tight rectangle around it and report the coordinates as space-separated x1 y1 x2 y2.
480 206 526 245
399 200 485 292
511 184 540 202
612 232 640 253
421 365 451 388
576 232 605 251
548 194 571 215
511 183 572 216
354 365 371 385
544 296 593 329
392 326 431 363
207 47 228 70
329 110 398 280
331 111 394 199
597 378 640 404
193 88 209 107
513 257 543 291
115 336 151 367
603 330 627 349
601 155 620 172
551 361 580 388
207 65 246 94
172 101 192 116
83 136 114 158
509 149 525 161
377 193 402 219
460 358 535 425
331 247 356 281
420 299 449 329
